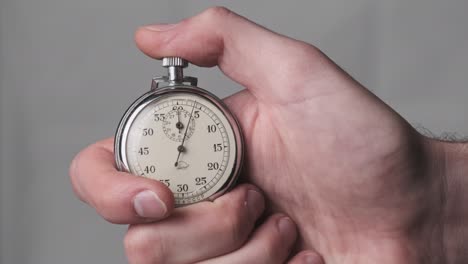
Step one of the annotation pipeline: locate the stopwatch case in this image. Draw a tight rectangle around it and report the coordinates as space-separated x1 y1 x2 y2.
114 84 245 205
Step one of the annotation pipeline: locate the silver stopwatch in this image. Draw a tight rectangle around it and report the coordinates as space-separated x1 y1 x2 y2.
115 57 244 206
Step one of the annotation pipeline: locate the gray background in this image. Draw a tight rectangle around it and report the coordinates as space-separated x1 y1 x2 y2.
1 1 468 263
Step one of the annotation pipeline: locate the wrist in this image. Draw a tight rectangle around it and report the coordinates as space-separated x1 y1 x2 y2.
431 139 468 264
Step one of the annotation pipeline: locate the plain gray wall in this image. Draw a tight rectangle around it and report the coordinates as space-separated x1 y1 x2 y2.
1 1 468 263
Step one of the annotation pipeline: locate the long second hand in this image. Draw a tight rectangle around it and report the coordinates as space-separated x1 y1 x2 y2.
175 100 196 167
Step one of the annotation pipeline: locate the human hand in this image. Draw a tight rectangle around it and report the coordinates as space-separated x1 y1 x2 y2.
70 139 324 263
133 7 468 264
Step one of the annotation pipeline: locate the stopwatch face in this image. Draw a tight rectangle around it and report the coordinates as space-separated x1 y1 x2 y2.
116 88 243 206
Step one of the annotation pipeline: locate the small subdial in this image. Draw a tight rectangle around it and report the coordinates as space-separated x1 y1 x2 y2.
162 108 196 142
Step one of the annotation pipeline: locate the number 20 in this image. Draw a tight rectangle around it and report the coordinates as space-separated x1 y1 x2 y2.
207 162 219 170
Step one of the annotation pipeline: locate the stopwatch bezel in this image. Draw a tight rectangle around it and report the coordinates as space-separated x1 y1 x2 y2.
114 85 244 206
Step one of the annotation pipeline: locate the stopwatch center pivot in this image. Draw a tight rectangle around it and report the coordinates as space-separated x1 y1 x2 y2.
177 145 186 153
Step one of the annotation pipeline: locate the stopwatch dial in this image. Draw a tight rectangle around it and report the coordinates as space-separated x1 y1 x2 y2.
161 108 196 142
125 93 237 205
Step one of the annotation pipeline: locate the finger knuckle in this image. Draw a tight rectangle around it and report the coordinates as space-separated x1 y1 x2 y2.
99 210 121 224
124 225 166 264
69 148 85 186
281 42 323 72
69 150 87 202
69 156 80 190
94 186 129 224
259 218 294 261
259 233 284 259
68 143 98 197
218 199 249 248
201 6 233 22
93 188 114 214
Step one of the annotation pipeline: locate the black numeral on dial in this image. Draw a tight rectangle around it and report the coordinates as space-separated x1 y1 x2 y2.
207 125 217 133
195 177 207 185
142 128 154 136
143 165 156 174
207 162 220 170
154 114 165 121
213 143 223 152
138 147 149 155
177 184 188 192
158 179 170 187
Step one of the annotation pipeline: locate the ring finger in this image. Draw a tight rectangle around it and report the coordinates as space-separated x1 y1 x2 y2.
198 214 298 264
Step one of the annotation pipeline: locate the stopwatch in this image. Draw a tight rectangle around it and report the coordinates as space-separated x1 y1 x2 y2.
115 57 244 206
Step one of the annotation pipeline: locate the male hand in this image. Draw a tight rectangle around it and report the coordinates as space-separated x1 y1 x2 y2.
70 139 323 263
132 7 468 264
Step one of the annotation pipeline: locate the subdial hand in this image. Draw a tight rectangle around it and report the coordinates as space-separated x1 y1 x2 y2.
176 109 183 133
175 101 196 167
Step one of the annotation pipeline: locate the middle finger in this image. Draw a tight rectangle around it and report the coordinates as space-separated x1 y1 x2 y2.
124 184 265 264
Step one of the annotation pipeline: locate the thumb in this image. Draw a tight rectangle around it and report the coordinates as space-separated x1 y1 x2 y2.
134 7 349 104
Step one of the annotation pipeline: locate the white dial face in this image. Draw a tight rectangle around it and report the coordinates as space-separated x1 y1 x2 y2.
123 92 237 205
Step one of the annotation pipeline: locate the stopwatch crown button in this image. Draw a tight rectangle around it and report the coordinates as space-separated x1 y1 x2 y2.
162 57 189 68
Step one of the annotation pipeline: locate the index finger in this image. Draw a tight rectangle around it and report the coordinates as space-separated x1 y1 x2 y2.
69 138 175 224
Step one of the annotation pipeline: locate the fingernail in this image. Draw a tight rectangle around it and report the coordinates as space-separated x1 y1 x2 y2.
246 190 264 219
277 217 295 238
143 23 178 32
133 190 167 219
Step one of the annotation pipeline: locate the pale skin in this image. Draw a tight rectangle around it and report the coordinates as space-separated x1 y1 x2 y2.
70 7 468 264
